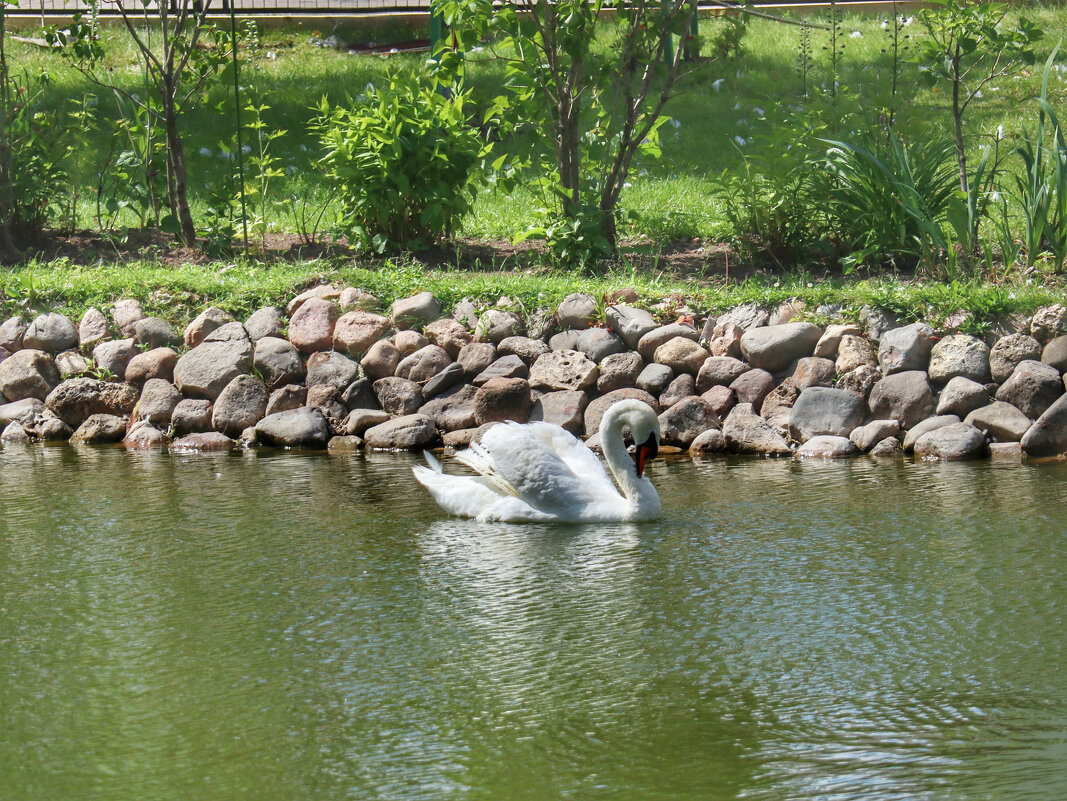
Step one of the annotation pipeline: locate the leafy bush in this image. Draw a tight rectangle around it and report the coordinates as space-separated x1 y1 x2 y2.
314 80 488 253
820 132 959 271
0 70 66 248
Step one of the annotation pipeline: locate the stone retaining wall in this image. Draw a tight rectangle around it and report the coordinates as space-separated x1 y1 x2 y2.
2 285 1067 461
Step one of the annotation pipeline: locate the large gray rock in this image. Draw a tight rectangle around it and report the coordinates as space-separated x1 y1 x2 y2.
173 337 253 401
474 309 524 343
244 307 284 342
1030 304 1067 342
253 337 306 389
1040 335 1067 373
729 369 775 411
364 414 438 450
796 435 858 458
422 362 465 399
45 378 139 427
994 360 1063 420
305 385 349 435
584 389 659 437
637 323 699 361
457 342 496 378
597 351 643 393
760 379 800 435
636 363 673 395
69 413 127 444
344 408 391 436
788 386 866 442
498 336 550 366
333 310 391 356
32 409 73 441
373 377 424 416
23 312 78 353
913 423 987 460
814 323 862 359
696 356 748 392
658 374 696 409
0 397 43 427
556 293 597 329
549 329 582 352
877 323 935 375
928 335 992 384
391 292 441 330
473 355 528 386
474 377 531 425
255 407 330 448
722 405 792 455
266 385 307 417
304 351 361 391
1021 394 1067 456
360 340 401 381
936 376 989 417
792 357 837 390
739 322 821 372
902 415 960 452
56 350 91 379
869 436 904 457
964 402 1032 442
849 419 901 452
658 396 720 448
126 348 178 385
654 337 709 375
419 383 479 432
529 390 588 435
137 378 182 426
989 334 1042 384
133 317 180 349
212 375 268 437
0 316 27 351
835 335 877 375
92 338 137 378
183 306 234 348
605 305 658 349
78 308 110 348
530 350 598 392
868 371 935 429
688 428 727 455
0 349 60 402
577 328 626 362
169 431 235 452
1 420 31 442
171 398 213 435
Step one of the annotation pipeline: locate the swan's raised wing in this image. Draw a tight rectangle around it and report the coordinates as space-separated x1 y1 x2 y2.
517 421 622 503
477 423 621 516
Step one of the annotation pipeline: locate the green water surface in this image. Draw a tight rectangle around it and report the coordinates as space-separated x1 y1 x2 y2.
1 446 1065 800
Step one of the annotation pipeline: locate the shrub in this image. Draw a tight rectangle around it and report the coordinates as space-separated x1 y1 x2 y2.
314 80 488 253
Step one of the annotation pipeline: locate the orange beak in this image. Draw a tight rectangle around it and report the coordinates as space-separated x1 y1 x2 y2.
635 433 659 477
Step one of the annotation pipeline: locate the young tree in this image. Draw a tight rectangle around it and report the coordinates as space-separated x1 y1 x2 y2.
914 0 1041 195
50 0 233 246
438 0 700 264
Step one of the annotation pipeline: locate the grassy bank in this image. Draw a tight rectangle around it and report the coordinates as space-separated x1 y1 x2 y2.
3 259 1064 336
5 5 1067 252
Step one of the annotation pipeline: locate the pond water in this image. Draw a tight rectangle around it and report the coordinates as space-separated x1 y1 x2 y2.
1 445 1066 801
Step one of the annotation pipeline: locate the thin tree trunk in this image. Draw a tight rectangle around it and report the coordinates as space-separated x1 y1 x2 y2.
952 47 969 194
0 4 20 259
163 93 196 245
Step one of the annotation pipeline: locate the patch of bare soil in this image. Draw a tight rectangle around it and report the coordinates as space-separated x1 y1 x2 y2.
7 229 856 284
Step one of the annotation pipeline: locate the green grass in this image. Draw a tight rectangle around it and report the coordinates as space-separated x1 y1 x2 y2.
4 6 1067 252
3 257 1063 337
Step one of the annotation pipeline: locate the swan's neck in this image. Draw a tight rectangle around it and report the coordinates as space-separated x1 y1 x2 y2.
602 412 651 505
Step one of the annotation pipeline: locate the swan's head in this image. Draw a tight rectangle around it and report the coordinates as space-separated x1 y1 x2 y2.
605 399 661 477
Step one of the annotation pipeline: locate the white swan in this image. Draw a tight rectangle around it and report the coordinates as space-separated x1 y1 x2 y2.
412 399 662 523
